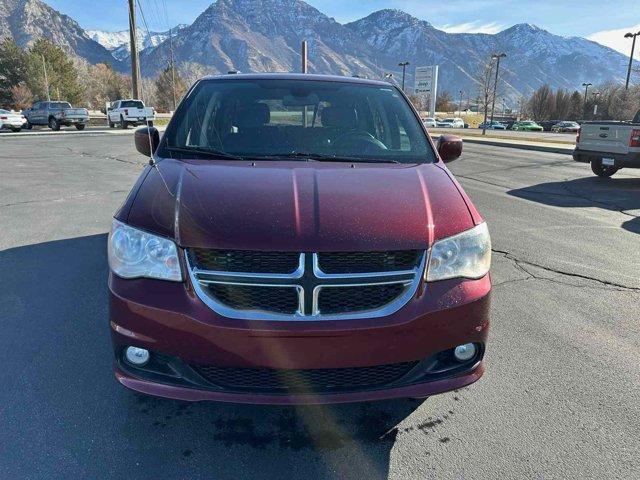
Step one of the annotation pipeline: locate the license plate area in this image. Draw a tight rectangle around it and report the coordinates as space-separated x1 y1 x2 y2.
602 157 615 166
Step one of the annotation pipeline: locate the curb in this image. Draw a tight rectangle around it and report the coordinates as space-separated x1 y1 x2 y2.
460 137 574 155
0 127 167 138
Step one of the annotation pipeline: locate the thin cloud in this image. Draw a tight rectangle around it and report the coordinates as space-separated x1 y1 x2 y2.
587 24 640 56
436 21 504 34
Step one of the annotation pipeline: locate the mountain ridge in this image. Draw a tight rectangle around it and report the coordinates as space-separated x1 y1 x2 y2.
1 0 635 99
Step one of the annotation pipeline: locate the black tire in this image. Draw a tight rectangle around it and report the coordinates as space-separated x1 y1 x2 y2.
49 117 60 131
590 159 619 178
25 121 33 130
10 127 21 132
120 116 128 129
75 124 86 131
108 120 115 128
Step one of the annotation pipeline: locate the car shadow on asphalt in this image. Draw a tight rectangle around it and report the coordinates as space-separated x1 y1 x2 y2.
0 233 437 479
507 176 640 235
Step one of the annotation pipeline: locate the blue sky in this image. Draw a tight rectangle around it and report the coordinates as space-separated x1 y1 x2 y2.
48 0 640 55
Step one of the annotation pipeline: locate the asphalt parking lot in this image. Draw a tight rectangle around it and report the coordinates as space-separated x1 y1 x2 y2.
1 133 638 479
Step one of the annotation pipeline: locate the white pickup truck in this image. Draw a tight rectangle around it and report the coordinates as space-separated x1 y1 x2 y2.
107 99 155 129
573 109 640 177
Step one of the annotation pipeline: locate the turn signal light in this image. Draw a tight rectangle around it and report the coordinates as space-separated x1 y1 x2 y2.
629 129 640 148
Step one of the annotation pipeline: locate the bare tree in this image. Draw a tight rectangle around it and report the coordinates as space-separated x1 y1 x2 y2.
473 60 495 129
553 89 570 120
528 84 555 120
436 91 453 113
10 82 34 110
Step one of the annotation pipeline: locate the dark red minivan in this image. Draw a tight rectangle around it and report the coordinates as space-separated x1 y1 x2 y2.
108 74 491 404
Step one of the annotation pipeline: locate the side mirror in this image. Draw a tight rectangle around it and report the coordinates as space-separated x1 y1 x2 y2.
437 134 463 163
134 127 160 157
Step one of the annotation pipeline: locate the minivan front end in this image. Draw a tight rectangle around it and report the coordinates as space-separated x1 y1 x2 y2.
108 74 491 404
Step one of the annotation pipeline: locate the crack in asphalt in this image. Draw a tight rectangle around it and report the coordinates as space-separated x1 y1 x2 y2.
492 248 640 292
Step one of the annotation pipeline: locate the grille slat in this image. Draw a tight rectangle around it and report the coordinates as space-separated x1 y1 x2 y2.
318 250 420 274
190 249 300 274
205 284 299 314
192 361 418 393
318 283 407 315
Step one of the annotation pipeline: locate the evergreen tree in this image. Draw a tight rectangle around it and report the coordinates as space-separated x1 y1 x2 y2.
25 39 85 105
0 39 28 107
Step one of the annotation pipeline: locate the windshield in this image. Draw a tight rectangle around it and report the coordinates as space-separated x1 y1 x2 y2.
160 78 434 163
121 100 144 108
51 102 72 109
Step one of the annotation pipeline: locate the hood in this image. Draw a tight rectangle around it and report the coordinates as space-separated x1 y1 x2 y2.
125 159 475 251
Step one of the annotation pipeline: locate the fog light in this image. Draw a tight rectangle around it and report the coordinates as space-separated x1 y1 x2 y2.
125 346 150 366
453 343 476 362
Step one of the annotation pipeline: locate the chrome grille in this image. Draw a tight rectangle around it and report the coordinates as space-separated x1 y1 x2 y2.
187 250 425 321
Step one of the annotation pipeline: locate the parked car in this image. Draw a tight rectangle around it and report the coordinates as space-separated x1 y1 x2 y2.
436 117 465 128
573 109 640 178
478 121 507 130
109 73 492 404
22 101 89 131
511 121 543 132
551 121 580 133
538 119 561 132
107 99 155 129
422 117 437 128
0 109 27 132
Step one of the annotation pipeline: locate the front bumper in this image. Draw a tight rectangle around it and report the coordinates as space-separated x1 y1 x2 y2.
573 148 640 168
109 272 491 404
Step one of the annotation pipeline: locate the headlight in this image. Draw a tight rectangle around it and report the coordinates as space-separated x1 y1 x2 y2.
108 219 182 281
426 223 491 282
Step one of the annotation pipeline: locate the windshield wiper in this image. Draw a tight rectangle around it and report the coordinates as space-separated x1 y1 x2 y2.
255 152 400 164
165 145 244 161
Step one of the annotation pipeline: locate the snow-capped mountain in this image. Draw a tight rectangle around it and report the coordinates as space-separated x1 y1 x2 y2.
140 0 382 78
2 0 634 98
0 0 121 67
346 10 625 97
87 24 187 61
346 9 630 97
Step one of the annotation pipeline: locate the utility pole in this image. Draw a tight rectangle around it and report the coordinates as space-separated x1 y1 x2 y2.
624 31 639 89
489 53 506 124
398 61 410 93
128 0 141 100
301 40 308 74
41 54 50 101
458 90 463 115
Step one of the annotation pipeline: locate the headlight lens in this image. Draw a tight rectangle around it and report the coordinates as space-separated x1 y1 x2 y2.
426 223 491 282
108 219 182 281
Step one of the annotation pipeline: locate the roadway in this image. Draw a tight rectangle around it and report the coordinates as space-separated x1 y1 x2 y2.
0 134 638 479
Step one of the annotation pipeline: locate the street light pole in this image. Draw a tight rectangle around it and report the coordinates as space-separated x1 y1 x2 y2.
582 82 592 102
489 53 506 125
398 61 410 93
624 31 639 89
